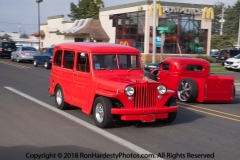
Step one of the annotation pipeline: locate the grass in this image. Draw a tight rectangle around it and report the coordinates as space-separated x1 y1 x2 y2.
210 66 231 72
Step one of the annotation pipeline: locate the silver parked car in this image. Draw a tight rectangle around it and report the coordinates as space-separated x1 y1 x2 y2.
11 46 39 63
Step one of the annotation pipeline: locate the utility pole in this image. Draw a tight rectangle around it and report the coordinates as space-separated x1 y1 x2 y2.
152 0 156 63
18 22 21 33
238 14 240 49
220 6 225 35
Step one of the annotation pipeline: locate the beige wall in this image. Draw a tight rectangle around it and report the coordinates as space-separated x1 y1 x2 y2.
195 15 212 56
40 17 76 47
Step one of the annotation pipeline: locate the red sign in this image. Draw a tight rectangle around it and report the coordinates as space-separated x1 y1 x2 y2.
117 39 133 46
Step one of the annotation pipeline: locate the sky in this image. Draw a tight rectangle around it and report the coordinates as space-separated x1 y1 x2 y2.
0 0 238 35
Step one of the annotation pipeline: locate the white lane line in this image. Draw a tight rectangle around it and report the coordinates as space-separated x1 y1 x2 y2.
4 86 164 160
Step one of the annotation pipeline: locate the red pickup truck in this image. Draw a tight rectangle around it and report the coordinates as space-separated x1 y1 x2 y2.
147 57 235 103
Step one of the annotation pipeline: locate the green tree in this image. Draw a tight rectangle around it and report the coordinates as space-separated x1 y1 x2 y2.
68 0 104 20
223 0 240 37
211 34 235 50
0 34 13 42
212 1 225 34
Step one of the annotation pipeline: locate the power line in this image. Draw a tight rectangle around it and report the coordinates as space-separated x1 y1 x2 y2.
0 22 37 25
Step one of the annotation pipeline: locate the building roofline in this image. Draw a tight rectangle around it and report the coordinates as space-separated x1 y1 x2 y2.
63 21 74 23
100 0 213 12
47 15 64 20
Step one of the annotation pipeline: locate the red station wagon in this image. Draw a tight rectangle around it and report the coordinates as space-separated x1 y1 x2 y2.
150 57 235 103
48 42 178 128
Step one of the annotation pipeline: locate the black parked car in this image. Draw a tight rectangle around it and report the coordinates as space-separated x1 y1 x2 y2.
216 49 240 65
0 41 16 58
144 62 161 71
33 47 54 69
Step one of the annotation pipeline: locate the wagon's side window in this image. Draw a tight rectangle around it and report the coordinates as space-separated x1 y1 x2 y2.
63 51 75 70
186 65 203 71
54 50 62 67
77 52 90 73
162 63 169 70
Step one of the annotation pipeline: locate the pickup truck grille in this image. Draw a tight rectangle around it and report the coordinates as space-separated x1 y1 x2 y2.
134 85 157 108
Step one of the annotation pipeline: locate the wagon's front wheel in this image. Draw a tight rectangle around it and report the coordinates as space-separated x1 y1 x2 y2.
177 78 198 102
162 96 177 123
93 96 113 128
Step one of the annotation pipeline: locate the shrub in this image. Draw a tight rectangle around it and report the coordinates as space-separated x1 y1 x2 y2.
195 55 216 63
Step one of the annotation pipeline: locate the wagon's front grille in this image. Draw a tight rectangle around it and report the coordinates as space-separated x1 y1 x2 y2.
134 85 157 108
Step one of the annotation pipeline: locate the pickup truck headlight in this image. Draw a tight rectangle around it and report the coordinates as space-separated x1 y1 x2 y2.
157 85 167 94
125 86 134 96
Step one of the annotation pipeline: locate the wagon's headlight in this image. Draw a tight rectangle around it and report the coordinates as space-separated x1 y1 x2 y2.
125 86 134 96
157 85 167 94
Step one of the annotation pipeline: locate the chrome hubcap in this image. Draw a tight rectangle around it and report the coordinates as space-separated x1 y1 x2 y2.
56 89 62 105
44 62 47 68
95 103 104 123
178 81 191 101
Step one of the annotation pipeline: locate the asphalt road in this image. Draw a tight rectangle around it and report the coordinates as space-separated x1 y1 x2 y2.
0 58 240 160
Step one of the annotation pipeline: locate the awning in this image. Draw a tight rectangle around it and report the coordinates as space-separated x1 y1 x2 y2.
59 19 109 41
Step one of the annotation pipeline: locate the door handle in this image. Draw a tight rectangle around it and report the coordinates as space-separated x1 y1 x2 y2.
73 72 77 75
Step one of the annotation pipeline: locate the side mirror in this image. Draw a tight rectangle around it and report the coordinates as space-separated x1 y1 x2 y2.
81 52 86 57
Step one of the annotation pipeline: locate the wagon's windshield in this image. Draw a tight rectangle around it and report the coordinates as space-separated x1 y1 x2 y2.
92 54 141 70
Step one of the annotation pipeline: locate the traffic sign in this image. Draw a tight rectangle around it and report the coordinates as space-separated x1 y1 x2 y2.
156 36 161 47
157 27 168 31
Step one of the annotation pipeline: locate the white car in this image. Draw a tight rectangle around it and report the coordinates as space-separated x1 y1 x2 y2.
224 54 240 71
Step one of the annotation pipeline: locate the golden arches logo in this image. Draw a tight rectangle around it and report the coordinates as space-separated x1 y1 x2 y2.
149 3 162 16
202 7 214 19
119 41 129 46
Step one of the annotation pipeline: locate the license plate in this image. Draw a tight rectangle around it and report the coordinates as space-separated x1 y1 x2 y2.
221 57 224 59
142 114 156 122
25 53 30 55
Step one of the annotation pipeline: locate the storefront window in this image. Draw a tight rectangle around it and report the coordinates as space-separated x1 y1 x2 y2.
149 13 207 54
110 11 145 53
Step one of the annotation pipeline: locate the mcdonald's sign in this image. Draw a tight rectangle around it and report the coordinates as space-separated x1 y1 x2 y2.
149 3 163 16
202 7 214 19
117 39 133 46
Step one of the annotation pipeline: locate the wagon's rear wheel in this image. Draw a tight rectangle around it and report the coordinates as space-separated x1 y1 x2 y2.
93 96 113 128
177 78 198 102
54 85 70 110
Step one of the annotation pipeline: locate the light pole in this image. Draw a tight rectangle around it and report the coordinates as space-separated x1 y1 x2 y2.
36 0 43 51
220 6 225 35
152 0 156 63
238 14 240 50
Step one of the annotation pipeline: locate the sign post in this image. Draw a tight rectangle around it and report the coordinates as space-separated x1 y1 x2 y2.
157 27 168 61
160 33 165 62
